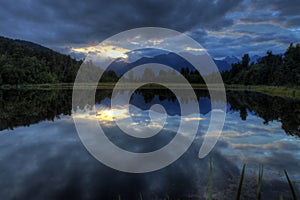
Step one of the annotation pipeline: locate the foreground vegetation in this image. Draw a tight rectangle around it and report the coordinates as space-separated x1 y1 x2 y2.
116 158 298 200
207 158 298 200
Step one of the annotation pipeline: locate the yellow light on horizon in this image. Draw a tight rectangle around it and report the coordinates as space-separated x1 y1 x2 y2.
184 47 205 52
71 45 129 59
96 108 128 122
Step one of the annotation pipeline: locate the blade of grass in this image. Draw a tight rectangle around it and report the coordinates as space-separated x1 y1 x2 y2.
208 157 213 200
256 165 264 200
235 164 246 200
284 170 298 200
280 194 284 200
139 192 143 200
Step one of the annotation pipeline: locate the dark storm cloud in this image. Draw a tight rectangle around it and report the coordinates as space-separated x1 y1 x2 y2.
0 0 242 47
240 0 300 28
203 32 288 58
251 0 300 17
0 0 299 57
198 0 300 58
285 17 300 27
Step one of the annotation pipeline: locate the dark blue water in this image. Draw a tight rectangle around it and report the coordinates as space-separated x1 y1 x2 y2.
0 89 299 199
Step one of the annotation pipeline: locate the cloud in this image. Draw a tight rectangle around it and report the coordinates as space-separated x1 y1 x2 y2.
0 0 299 57
251 0 300 17
0 0 242 47
195 21 300 57
239 0 300 28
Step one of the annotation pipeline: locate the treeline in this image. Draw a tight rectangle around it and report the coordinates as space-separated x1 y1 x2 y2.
180 67 205 83
222 43 300 86
0 36 124 85
0 36 82 85
123 67 205 84
1 35 299 87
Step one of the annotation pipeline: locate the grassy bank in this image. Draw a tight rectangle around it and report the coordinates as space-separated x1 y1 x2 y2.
226 85 300 99
1 83 300 99
0 83 209 90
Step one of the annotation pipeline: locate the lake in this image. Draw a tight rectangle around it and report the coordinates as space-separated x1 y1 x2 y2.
0 89 299 199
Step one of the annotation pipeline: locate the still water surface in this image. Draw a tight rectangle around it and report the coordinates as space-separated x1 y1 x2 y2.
0 89 299 199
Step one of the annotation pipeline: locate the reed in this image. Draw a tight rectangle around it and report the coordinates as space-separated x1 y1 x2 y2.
256 165 264 200
207 157 213 200
284 170 298 200
235 164 246 200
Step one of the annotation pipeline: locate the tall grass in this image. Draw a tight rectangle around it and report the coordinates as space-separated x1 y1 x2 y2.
139 192 143 200
207 157 213 200
119 162 298 200
284 170 298 200
235 164 246 200
256 165 264 200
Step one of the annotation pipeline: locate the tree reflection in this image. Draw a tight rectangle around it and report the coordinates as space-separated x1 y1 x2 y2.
0 89 299 138
0 89 111 130
227 90 300 137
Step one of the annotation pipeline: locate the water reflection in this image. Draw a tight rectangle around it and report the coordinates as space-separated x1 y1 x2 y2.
0 90 72 130
0 89 299 199
0 118 240 199
226 90 300 137
0 89 299 137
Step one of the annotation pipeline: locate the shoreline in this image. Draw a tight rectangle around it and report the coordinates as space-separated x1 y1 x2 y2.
1 83 300 99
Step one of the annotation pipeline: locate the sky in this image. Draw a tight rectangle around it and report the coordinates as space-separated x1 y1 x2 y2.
0 0 300 58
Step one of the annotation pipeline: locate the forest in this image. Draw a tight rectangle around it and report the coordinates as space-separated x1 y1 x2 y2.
0 36 82 84
222 43 300 86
